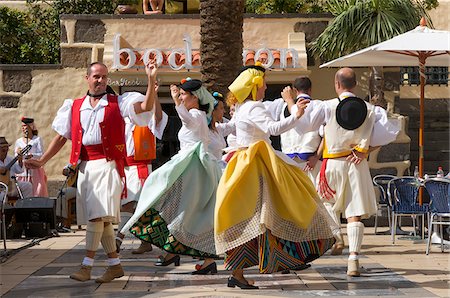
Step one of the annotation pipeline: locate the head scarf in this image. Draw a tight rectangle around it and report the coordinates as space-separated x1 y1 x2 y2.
180 78 215 118
228 62 266 103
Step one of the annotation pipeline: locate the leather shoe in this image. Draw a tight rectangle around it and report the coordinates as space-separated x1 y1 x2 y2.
330 243 344 255
132 242 153 254
95 264 125 283
281 263 311 274
347 259 361 277
192 262 217 275
70 265 92 282
155 255 180 266
227 276 259 289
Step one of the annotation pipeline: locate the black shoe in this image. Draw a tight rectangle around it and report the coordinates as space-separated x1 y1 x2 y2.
281 263 311 274
227 276 259 289
155 255 180 267
192 262 217 275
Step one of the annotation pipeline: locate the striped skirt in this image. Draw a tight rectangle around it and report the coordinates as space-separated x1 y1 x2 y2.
224 230 334 273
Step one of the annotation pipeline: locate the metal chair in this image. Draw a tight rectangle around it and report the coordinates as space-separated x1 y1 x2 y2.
388 177 429 244
1 182 9 251
424 178 450 254
372 174 396 234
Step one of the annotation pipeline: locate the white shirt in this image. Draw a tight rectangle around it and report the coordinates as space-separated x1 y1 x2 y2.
208 120 236 160
175 104 209 151
292 92 399 147
208 130 227 160
234 100 298 147
264 94 322 154
52 92 153 145
0 155 24 177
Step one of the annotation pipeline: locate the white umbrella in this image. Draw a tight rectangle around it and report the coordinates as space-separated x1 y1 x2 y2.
320 19 450 200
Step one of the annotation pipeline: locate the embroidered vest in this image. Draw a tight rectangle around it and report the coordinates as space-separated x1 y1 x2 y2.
70 94 126 165
132 126 156 161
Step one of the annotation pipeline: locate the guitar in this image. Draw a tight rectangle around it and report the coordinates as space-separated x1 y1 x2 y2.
0 144 32 186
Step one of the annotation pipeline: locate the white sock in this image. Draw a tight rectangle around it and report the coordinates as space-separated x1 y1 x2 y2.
107 258 121 266
348 254 359 261
347 221 364 254
82 257 94 267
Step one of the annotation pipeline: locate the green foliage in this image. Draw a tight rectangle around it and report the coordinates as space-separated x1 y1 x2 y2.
27 0 117 14
311 0 434 62
422 0 439 10
0 6 59 64
1 0 134 64
245 0 326 14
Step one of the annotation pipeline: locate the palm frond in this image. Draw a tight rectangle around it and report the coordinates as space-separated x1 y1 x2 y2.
311 0 434 62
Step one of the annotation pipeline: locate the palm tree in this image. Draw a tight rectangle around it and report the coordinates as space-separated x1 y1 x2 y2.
310 0 433 108
199 0 245 96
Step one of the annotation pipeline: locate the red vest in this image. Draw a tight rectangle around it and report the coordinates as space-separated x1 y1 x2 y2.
70 94 126 166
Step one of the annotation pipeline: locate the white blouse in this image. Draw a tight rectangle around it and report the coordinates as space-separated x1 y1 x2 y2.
234 100 298 147
14 135 44 177
52 92 153 145
292 92 399 147
208 130 227 160
208 120 236 160
175 104 209 152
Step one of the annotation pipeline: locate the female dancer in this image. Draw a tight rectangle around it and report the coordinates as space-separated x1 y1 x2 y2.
214 63 338 289
15 117 48 197
123 78 221 274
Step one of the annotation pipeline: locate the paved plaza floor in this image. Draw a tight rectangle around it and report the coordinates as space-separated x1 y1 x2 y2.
1 226 449 297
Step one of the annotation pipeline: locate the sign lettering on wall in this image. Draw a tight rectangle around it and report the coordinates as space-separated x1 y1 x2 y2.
112 34 299 70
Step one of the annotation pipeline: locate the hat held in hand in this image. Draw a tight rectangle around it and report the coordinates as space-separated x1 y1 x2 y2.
336 97 367 130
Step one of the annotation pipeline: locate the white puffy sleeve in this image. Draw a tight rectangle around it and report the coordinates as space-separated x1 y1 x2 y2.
216 117 236 137
148 111 168 140
52 99 73 139
119 92 154 127
263 98 284 121
292 100 328 134
370 106 400 146
249 102 297 136
175 104 204 128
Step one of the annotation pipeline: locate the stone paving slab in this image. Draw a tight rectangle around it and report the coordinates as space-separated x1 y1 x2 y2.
1 227 448 297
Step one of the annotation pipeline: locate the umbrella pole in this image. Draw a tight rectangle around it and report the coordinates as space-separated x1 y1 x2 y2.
418 54 426 205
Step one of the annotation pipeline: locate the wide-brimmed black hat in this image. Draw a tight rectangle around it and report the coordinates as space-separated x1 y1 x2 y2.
336 96 367 130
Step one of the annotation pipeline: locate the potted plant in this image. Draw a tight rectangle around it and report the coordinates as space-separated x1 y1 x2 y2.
115 0 139 14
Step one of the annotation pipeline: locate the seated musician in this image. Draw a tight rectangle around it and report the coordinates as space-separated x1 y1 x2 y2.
0 137 32 200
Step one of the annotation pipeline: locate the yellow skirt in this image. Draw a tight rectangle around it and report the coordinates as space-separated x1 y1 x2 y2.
214 141 337 254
